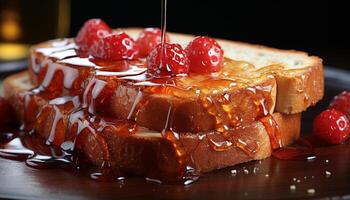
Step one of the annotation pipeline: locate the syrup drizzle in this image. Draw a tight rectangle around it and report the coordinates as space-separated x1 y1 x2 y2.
272 147 316 161
260 114 283 150
272 135 321 161
159 0 167 73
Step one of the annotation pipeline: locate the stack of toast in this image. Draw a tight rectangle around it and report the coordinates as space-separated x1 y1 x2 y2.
2 28 324 182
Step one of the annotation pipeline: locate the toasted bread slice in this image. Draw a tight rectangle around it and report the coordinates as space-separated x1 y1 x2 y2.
3 71 300 180
28 40 277 133
125 28 324 114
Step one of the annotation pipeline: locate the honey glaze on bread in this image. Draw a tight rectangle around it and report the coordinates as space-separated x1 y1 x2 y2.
29 39 277 133
1 27 319 184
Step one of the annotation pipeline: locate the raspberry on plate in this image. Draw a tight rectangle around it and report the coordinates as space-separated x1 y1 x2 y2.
185 36 224 73
329 91 350 117
313 108 350 144
147 43 189 75
75 19 112 51
136 28 170 58
91 32 139 60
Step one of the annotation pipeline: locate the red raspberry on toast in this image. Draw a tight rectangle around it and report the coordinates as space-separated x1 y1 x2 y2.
75 19 112 51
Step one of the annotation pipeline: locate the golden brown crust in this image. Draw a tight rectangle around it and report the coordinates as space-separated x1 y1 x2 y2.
110 78 276 132
180 112 300 172
275 57 324 113
271 112 301 147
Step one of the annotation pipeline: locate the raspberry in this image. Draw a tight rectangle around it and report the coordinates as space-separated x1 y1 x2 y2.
91 33 139 60
75 19 112 51
147 43 189 75
329 91 350 117
185 36 224 73
313 109 350 144
136 28 170 58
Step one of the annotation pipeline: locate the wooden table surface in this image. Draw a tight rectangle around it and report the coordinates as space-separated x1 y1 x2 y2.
1 67 350 200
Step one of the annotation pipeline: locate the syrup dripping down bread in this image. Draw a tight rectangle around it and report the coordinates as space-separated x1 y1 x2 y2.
3 71 300 178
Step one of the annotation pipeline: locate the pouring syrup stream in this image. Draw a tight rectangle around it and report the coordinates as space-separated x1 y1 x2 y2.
159 0 168 74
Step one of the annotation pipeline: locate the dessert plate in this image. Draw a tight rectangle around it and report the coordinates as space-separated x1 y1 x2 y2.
0 66 349 200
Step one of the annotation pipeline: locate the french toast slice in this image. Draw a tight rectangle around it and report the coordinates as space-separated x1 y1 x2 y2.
28 40 277 133
126 28 323 114
3 71 300 180
27 28 323 133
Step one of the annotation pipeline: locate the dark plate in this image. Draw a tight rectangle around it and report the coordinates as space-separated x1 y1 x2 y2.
1 66 350 200
0 60 27 76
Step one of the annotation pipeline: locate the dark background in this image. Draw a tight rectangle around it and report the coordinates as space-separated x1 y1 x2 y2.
68 0 350 69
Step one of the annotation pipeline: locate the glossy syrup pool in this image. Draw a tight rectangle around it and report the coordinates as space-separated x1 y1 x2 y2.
0 129 128 182
0 126 330 186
